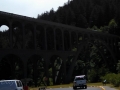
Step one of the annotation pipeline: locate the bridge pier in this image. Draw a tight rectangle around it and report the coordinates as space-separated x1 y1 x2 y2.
11 62 16 79
23 59 28 86
44 56 50 86
33 60 38 87
62 57 67 84
52 61 56 85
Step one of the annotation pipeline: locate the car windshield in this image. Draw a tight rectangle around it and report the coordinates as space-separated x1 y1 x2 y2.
75 77 85 80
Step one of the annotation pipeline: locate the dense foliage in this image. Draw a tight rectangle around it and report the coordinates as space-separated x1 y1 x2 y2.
38 0 120 35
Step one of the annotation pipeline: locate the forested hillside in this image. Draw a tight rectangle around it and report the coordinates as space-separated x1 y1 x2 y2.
38 0 120 35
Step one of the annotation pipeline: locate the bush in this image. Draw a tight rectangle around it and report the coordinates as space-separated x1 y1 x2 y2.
102 73 120 87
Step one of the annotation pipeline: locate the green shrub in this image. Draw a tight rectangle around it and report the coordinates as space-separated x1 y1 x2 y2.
102 73 120 87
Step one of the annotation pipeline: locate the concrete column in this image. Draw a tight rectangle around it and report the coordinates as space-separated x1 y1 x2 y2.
69 31 72 51
44 27 47 50
76 32 78 51
111 39 114 51
62 30 64 51
23 60 27 85
52 60 56 85
44 56 50 86
88 34 90 40
62 56 67 84
33 60 37 87
66 45 84 83
11 61 15 79
54 29 56 50
22 23 25 49
33 25 37 49
9 21 13 48
106 38 109 45
82 34 85 40
115 39 118 54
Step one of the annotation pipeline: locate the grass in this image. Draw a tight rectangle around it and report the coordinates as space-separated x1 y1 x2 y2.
28 82 120 90
28 82 105 90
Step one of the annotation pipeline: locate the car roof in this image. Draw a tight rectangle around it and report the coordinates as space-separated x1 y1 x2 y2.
0 80 20 82
75 75 85 78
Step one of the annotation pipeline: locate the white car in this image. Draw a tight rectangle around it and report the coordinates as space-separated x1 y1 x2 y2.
0 80 24 90
73 75 87 89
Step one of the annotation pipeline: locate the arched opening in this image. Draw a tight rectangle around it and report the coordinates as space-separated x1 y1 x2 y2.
12 21 22 49
64 30 70 51
46 26 54 50
0 25 9 31
0 18 9 48
55 28 62 50
71 31 77 51
36 25 45 50
49 55 63 85
24 23 34 49
66 55 75 81
27 55 45 87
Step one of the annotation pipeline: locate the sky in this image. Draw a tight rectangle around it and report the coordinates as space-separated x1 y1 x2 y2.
0 0 71 31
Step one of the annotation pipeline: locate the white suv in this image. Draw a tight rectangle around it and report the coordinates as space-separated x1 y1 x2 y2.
0 80 24 90
73 75 87 89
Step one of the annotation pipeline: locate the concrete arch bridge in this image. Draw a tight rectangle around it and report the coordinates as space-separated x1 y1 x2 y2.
0 11 120 85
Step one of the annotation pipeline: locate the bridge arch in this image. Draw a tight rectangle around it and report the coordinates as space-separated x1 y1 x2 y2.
0 54 23 80
66 38 117 83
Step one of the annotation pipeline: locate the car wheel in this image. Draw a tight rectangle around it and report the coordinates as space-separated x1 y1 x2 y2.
85 85 87 89
73 86 76 89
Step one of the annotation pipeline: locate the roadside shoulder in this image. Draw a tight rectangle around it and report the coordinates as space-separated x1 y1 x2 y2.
100 86 117 90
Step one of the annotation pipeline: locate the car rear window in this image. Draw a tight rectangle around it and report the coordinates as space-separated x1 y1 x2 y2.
75 77 85 80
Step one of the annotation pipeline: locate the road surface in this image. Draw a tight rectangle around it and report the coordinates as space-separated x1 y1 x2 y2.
47 87 102 90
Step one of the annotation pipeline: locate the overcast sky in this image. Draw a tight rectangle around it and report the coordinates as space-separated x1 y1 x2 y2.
0 0 70 31
1 0 70 17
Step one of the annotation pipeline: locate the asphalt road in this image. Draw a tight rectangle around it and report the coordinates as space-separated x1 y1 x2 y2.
47 87 102 90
